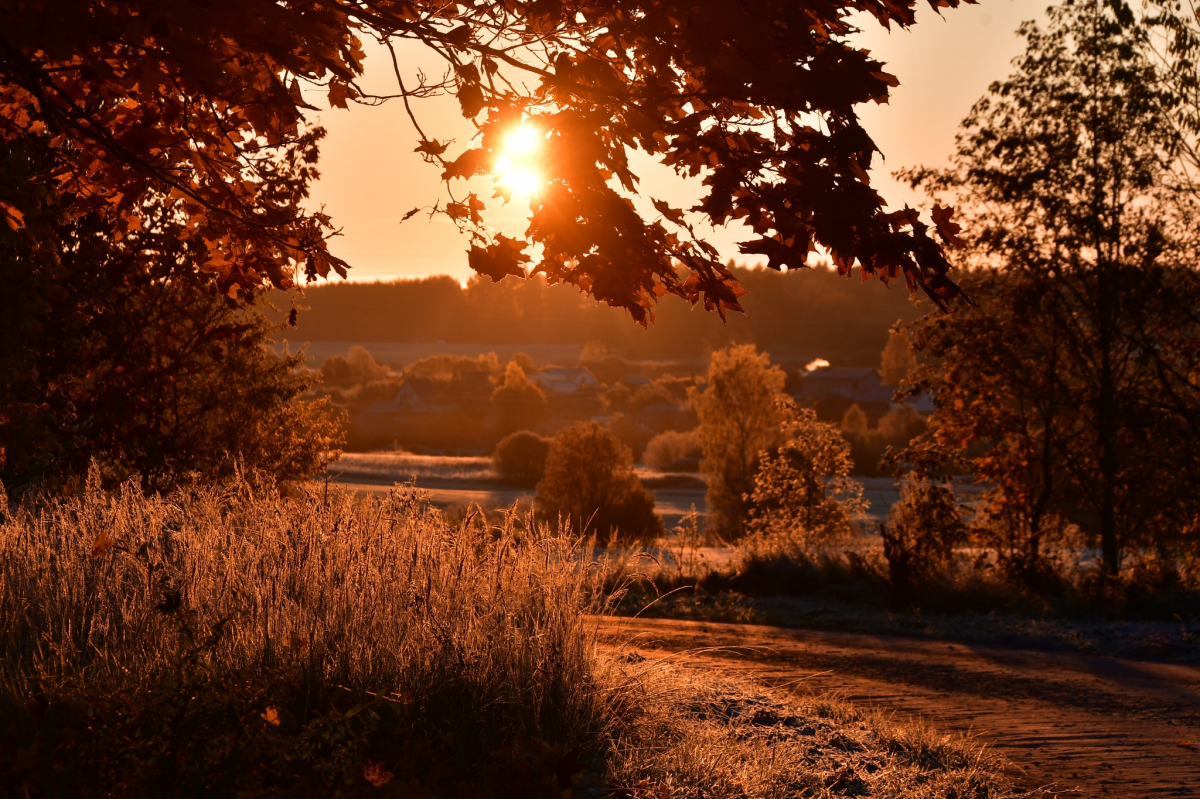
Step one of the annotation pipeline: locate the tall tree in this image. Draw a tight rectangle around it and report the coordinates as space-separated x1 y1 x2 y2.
899 0 1200 576
0 0 974 320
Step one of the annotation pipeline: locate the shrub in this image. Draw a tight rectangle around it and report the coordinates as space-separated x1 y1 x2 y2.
882 473 968 597
493 430 551 485
643 430 702 472
748 409 867 548
536 422 663 541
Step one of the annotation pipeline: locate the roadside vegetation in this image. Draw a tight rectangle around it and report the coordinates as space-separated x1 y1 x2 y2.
0 473 1026 798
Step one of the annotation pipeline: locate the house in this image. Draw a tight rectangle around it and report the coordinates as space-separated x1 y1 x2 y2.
529 367 600 395
797 366 893 404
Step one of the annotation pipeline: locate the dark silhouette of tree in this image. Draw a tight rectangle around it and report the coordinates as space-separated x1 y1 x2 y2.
897 0 1200 577
0 0 974 319
536 422 660 540
0 142 342 491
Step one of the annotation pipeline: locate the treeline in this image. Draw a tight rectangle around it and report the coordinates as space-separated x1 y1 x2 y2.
276 264 923 365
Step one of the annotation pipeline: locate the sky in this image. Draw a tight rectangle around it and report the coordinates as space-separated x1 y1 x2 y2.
305 0 1047 284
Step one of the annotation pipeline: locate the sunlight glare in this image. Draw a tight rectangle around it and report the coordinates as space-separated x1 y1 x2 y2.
494 123 544 199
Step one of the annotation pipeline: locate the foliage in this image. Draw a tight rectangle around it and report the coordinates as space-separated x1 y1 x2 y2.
536 422 661 541
492 430 551 486
643 430 702 473
319 345 392 388
491 361 549 435
882 473 968 597
0 0 973 319
897 0 1200 576
0 475 618 796
748 409 868 548
692 345 790 538
879 327 918 388
0 149 342 492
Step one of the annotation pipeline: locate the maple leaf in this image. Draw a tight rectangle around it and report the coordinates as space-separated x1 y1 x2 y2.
413 139 449 157
91 531 116 558
931 204 966 247
442 148 489 181
468 235 530 282
327 79 358 110
261 707 281 726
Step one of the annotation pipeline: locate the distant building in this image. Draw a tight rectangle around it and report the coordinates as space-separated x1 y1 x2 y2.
529 367 600 395
798 366 893 403
795 364 934 423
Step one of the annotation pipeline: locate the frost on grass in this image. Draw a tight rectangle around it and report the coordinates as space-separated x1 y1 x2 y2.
607 661 1039 799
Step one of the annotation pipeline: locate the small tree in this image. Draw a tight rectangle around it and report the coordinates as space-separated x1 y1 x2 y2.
536 422 662 541
692 344 791 538
492 430 551 486
882 473 968 597
749 409 868 546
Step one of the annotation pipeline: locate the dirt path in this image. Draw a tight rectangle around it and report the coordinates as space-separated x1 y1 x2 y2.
597 617 1200 797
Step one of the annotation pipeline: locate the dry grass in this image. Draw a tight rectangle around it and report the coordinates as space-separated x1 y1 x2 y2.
0 472 1022 797
605 660 1031 799
0 470 625 795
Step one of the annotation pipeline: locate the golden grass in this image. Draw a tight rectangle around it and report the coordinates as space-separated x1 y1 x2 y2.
0 471 618 762
0 472 1023 797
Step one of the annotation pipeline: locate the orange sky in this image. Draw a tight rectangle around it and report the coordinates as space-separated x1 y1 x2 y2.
305 0 1044 284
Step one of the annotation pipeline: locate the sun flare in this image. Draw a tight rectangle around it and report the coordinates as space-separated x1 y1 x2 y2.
494 123 544 199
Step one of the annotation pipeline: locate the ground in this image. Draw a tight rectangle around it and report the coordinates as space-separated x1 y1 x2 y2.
599 617 1200 797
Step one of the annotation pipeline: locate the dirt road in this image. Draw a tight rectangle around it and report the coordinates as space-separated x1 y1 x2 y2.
597 617 1200 797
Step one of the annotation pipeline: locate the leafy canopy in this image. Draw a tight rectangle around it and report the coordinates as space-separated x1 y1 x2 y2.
0 0 973 321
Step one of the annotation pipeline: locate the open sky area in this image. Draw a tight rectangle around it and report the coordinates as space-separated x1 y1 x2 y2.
305 0 1046 283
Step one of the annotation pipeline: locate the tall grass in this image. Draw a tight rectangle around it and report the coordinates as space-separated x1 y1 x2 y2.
0 471 621 795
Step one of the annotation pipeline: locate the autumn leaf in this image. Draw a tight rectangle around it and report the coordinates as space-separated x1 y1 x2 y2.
261 707 281 726
0 201 25 231
363 761 394 787
414 139 449 157
327 79 358 110
468 235 530 282
931 204 966 247
442 148 489 181
458 83 485 118
91 531 116 558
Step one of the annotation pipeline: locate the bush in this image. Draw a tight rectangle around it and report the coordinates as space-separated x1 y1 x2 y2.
643 429 702 472
493 430 551 485
882 473 968 597
536 422 663 541
748 409 867 548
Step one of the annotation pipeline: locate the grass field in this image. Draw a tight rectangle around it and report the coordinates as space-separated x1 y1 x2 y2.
0 475 1029 797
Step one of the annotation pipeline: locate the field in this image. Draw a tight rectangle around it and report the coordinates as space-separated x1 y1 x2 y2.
0 475 1037 798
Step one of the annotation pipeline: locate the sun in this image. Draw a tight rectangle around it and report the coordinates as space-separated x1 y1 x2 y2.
494 123 544 199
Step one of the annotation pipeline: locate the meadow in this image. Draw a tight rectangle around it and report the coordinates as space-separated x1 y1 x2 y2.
0 473 1024 798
